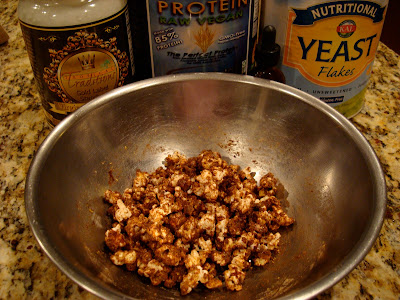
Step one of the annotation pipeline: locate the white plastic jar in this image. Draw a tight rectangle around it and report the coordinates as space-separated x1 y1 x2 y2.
262 0 389 118
19 0 135 126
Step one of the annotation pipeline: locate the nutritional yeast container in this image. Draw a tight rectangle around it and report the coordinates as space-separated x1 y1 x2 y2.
19 0 135 127
262 0 388 118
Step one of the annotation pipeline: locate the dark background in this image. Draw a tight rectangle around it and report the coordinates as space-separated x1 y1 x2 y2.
381 1 399 54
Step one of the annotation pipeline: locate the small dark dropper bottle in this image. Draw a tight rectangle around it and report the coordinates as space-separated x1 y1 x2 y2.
253 25 286 84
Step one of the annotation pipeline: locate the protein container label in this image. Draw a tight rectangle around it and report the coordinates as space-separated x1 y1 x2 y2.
146 0 255 76
20 4 135 126
280 0 387 118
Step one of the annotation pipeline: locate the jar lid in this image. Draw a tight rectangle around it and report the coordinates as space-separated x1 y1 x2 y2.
255 25 281 68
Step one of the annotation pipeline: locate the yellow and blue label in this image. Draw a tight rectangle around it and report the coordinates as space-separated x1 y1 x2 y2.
280 0 387 118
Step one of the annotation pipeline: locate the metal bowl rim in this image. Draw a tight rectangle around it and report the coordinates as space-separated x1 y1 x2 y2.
25 72 387 299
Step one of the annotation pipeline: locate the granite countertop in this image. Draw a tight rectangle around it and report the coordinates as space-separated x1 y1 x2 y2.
1 1 400 299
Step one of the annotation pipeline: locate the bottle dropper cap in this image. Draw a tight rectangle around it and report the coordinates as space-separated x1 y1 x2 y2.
255 25 281 68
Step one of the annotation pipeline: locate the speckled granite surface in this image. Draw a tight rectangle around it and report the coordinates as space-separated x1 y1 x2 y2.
1 1 399 299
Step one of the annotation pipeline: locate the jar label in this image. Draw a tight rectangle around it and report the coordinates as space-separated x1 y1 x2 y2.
20 4 135 126
283 1 386 87
145 0 259 76
57 48 120 103
269 0 388 117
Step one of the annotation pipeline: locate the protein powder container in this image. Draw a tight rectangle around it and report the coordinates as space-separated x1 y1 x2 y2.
129 0 261 77
262 0 388 118
19 0 136 127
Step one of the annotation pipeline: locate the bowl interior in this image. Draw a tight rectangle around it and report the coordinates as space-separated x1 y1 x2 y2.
26 74 385 299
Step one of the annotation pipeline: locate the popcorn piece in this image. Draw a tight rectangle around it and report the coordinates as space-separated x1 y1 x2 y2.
110 249 137 266
115 199 132 222
180 266 209 295
198 207 216 236
133 170 149 188
139 259 170 286
176 216 200 243
211 250 231 266
195 170 219 201
104 189 122 204
164 265 186 288
155 244 183 266
105 224 126 252
224 265 246 291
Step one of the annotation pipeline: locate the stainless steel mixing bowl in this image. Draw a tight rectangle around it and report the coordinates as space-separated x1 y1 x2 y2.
25 73 386 299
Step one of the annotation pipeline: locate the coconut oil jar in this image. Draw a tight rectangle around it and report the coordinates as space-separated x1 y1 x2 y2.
262 0 388 118
19 0 135 127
